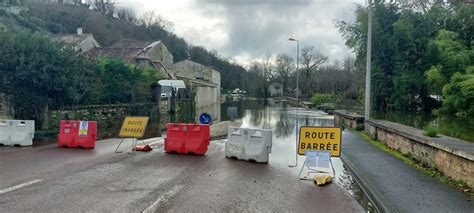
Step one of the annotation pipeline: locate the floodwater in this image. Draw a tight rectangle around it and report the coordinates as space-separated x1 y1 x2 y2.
336 99 474 142
221 99 377 212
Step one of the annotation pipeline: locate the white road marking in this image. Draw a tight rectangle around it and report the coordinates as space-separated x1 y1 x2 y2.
0 179 43 194
142 184 185 213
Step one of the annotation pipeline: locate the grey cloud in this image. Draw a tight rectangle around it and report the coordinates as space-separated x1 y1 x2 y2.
191 0 361 63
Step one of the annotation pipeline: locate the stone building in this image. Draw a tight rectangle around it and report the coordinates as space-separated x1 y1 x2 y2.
173 60 221 122
269 83 283 97
88 39 175 79
54 28 100 53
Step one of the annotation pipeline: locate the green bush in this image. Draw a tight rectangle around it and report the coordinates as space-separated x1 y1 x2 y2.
438 73 474 118
310 93 333 106
424 124 438 137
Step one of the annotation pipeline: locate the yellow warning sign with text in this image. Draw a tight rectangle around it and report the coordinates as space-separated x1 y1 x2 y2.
119 116 149 138
298 127 342 157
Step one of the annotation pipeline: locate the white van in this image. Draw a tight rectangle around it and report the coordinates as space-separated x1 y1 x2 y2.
158 80 186 98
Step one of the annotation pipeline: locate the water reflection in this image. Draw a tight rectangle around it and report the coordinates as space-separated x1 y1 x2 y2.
222 100 335 138
221 100 375 211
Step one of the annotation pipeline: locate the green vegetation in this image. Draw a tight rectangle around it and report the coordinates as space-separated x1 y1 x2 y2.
437 72 474 118
24 3 248 91
311 93 332 106
355 131 472 195
0 30 91 123
424 124 439 137
310 93 343 106
91 57 161 104
0 30 161 127
337 2 474 115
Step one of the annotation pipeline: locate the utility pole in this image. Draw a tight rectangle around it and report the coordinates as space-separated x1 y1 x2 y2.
365 0 372 129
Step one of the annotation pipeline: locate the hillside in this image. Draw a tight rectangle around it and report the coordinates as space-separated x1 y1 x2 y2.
0 3 247 91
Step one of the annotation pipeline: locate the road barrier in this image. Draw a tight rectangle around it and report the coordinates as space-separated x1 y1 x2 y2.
225 127 272 163
165 123 210 155
58 120 97 149
0 120 35 146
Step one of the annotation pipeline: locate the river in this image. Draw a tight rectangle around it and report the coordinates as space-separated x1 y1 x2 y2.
335 99 474 142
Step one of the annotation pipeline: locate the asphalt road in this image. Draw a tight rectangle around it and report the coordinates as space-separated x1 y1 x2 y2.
0 138 363 212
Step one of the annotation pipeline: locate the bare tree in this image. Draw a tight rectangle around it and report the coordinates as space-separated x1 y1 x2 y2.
140 11 174 31
300 46 328 95
261 52 275 81
275 53 294 95
87 0 116 16
116 7 137 23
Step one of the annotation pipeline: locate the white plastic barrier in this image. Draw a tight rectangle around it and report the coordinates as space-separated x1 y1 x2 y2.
0 120 35 146
0 120 10 145
225 127 272 163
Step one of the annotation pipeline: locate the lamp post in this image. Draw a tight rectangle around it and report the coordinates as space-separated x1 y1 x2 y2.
365 0 372 129
289 37 299 167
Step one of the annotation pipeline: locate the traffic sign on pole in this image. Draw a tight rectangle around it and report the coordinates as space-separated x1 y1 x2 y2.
199 113 212 125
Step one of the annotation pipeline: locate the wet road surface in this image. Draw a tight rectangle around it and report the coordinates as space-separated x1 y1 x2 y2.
0 139 362 212
0 102 367 212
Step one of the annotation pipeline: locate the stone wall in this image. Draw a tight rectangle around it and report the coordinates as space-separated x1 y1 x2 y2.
334 110 365 130
366 119 474 188
48 102 167 139
0 93 13 119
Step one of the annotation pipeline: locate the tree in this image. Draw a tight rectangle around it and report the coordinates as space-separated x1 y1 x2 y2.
438 72 474 118
261 53 275 81
299 46 328 95
275 53 294 95
92 57 162 104
0 31 92 125
140 11 174 32
88 0 116 16
116 7 137 23
425 65 446 97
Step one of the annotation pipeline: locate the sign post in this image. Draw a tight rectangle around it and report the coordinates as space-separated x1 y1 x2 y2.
297 127 341 180
115 116 149 154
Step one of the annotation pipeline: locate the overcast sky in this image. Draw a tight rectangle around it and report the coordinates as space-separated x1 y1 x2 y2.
117 0 365 66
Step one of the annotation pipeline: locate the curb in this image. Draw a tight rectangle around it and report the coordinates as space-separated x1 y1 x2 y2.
340 152 398 213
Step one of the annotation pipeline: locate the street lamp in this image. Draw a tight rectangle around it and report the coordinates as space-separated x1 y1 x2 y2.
289 37 299 168
365 0 372 129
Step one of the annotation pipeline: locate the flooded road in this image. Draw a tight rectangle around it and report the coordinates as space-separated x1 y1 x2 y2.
222 99 376 212
0 99 373 212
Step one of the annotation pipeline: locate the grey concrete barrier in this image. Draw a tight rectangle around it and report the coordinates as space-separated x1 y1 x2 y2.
225 127 272 163
0 120 35 146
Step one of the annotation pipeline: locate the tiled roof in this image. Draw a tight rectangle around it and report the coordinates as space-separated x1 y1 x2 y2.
110 39 152 49
88 48 142 61
55 34 92 45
